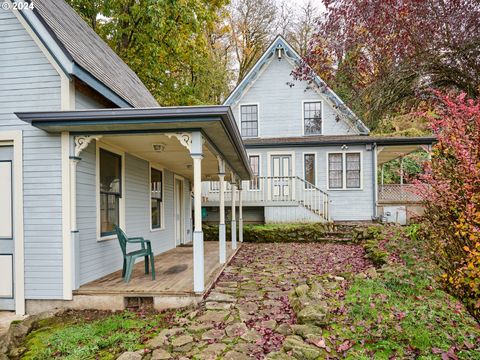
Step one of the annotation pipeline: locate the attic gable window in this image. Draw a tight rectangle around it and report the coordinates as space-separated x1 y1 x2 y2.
304 101 322 135
240 104 258 137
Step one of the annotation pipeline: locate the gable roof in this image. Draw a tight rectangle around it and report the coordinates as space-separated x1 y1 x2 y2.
224 35 370 134
23 0 158 108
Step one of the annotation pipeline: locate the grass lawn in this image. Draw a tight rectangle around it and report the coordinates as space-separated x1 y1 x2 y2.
323 226 480 359
19 310 175 360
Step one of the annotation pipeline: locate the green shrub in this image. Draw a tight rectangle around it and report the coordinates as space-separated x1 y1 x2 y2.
202 223 336 243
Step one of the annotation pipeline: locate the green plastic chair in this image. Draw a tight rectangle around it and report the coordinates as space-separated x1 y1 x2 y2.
114 225 155 283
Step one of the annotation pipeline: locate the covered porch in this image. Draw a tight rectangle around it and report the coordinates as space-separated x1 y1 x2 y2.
17 106 252 310
374 137 435 223
74 241 237 309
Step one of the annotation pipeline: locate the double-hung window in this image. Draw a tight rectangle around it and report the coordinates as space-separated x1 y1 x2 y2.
328 152 361 189
303 101 322 135
240 104 258 137
100 149 122 236
249 155 260 190
304 153 316 189
151 168 163 229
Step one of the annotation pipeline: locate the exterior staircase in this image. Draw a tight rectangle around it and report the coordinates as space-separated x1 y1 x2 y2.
202 176 330 222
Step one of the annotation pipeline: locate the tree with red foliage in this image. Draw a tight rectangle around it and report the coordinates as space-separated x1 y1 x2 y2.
416 93 480 320
295 0 480 129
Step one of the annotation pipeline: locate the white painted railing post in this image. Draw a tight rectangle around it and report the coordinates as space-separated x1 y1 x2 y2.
231 173 237 250
239 184 243 243
217 157 226 264
191 132 204 293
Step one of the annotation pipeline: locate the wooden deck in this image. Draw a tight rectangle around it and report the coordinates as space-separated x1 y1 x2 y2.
75 241 237 297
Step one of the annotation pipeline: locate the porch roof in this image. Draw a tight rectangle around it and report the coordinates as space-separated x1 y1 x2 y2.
15 106 252 180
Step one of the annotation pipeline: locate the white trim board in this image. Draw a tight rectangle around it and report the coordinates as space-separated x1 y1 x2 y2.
0 131 24 315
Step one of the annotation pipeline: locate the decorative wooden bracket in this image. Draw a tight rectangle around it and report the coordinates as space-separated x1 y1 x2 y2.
166 132 192 152
74 135 102 157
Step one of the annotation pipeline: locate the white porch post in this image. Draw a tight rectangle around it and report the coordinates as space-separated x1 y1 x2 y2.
217 157 226 264
231 173 237 250
191 132 204 292
239 184 243 243
400 156 404 185
69 155 80 290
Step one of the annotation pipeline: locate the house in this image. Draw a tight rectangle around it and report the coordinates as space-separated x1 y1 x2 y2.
0 0 251 315
201 35 435 224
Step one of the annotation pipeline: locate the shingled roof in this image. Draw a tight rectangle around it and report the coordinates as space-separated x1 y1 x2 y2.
31 0 159 108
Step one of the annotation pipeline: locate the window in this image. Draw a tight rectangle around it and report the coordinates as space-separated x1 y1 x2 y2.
240 104 258 137
304 154 316 188
100 149 122 236
328 152 361 189
151 168 163 229
304 101 322 135
328 153 343 189
249 155 260 190
346 153 361 188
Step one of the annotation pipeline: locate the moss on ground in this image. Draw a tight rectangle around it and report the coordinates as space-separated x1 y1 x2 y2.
203 222 338 243
18 310 174 360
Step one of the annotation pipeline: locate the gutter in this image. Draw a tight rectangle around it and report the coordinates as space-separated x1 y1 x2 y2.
245 137 437 148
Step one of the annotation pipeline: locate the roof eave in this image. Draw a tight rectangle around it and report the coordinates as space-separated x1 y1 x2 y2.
244 136 436 148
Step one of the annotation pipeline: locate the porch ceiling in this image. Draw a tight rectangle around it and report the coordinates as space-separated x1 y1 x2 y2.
101 133 220 181
378 144 428 164
15 106 252 180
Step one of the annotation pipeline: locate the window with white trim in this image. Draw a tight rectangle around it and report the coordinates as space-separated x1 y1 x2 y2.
304 153 316 188
304 101 322 135
328 152 361 189
346 153 361 188
99 149 122 236
240 105 258 137
151 168 163 229
249 155 260 190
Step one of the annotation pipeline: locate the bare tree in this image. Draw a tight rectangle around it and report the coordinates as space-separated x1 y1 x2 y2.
283 1 322 57
228 0 277 83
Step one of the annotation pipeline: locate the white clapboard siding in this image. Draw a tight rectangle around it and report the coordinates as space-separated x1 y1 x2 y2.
0 8 63 299
230 57 356 138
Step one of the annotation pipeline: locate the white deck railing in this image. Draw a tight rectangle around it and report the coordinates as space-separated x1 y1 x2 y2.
378 184 422 203
202 176 329 222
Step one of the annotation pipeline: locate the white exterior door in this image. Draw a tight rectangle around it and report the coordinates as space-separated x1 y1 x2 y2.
0 146 14 310
174 177 184 246
271 155 292 200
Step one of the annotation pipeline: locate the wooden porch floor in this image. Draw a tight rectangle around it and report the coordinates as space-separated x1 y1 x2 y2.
74 241 237 296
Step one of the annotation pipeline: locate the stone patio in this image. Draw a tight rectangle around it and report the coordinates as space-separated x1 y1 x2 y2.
133 242 370 359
